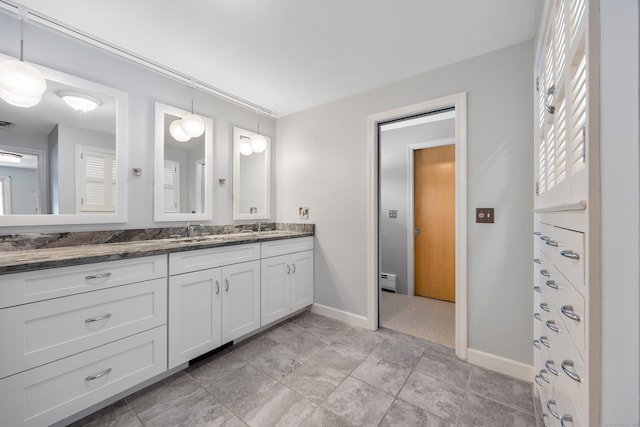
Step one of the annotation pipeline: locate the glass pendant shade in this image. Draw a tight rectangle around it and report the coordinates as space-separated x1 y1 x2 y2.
249 134 267 153
180 113 205 137
0 59 46 108
170 119 191 142
239 139 254 156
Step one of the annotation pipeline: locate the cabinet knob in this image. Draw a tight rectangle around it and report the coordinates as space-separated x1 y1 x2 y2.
546 320 559 333
546 240 559 247
540 269 551 277
546 399 559 419
561 360 581 383
545 280 558 290
533 312 543 321
292 263 297 274
560 250 579 260
545 360 558 376
286 264 291 275
540 302 550 312
561 305 581 322
215 280 220 295
540 336 551 348
225 278 230 292
539 369 551 383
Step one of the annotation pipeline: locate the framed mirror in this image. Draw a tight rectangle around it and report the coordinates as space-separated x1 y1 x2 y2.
154 102 213 222
233 126 271 221
0 53 128 227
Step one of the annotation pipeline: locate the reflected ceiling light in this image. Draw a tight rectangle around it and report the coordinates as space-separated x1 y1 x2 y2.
249 108 267 153
170 119 191 142
57 91 102 112
0 18 47 108
239 136 253 156
180 112 205 138
0 151 22 163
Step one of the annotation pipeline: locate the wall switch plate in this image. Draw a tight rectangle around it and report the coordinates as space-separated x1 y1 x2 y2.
299 207 309 220
389 210 397 218
476 208 494 223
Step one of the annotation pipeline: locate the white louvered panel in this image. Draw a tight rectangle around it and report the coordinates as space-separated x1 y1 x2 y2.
85 182 105 206
570 52 586 175
545 38 554 93
554 0 567 80
555 96 567 185
85 154 105 179
546 122 556 190
538 71 546 128
569 0 585 42
538 137 548 194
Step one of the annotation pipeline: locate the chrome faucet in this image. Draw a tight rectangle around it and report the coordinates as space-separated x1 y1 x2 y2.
257 222 262 233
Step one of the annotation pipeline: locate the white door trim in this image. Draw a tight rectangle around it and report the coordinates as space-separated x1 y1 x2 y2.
406 137 455 297
367 92 468 360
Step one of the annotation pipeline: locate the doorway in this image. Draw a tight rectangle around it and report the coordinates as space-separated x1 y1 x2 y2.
367 93 468 360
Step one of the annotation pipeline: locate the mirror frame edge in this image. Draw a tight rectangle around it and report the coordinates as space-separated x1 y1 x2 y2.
232 126 271 221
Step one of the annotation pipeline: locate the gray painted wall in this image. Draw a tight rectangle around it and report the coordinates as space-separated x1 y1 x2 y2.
379 118 455 295
0 166 38 214
276 40 534 364
0 10 275 232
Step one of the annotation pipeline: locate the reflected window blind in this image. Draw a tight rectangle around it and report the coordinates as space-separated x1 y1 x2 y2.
78 148 116 212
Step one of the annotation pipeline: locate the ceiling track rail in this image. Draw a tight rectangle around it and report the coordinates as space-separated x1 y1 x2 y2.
0 0 279 118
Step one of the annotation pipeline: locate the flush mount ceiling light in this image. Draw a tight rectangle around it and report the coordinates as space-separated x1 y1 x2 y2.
0 151 23 163
0 18 47 108
249 108 266 153
57 91 102 112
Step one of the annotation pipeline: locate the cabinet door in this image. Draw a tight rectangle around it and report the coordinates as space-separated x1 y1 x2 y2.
168 268 222 369
261 254 291 326
291 250 314 312
221 260 260 343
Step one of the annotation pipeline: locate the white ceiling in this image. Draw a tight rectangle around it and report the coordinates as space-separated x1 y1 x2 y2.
13 0 540 117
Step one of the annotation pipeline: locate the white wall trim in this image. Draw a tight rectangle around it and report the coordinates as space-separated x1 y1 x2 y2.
311 303 370 329
405 137 456 297
367 92 468 361
467 348 533 383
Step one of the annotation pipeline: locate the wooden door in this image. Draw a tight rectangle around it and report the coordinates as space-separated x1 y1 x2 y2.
414 145 455 302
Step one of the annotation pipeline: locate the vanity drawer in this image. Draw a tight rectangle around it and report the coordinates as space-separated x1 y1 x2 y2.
0 326 167 427
169 243 260 275
556 279 586 354
0 278 167 379
0 255 167 308
261 237 314 258
538 224 584 289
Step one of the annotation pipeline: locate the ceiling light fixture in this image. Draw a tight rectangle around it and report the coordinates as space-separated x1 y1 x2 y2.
0 17 47 108
170 119 191 142
249 107 267 153
0 151 23 163
57 91 102 112
169 84 205 142
239 136 254 156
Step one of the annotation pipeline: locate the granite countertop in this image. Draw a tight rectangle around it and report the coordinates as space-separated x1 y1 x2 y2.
0 225 314 275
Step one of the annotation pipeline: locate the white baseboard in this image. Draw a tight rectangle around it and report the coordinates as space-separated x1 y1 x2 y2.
467 348 533 382
311 303 370 329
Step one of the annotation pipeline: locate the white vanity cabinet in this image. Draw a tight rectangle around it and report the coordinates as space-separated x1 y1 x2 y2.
168 243 261 369
261 237 314 326
0 255 168 427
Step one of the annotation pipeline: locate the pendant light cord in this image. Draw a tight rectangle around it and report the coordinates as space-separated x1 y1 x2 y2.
19 18 24 61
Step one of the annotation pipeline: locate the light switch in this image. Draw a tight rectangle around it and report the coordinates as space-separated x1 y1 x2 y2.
389 210 397 218
476 208 494 223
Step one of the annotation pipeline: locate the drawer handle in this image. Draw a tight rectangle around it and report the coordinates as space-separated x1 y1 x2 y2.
540 336 551 348
540 269 551 277
545 360 558 376
534 285 543 293
534 375 544 386
560 250 580 260
85 272 112 281
546 240 559 247
546 320 559 333
561 360 581 382
541 413 551 427
533 340 542 349
225 278 229 292
545 280 558 290
292 263 296 274
540 302 550 312
286 264 291 275
539 369 550 383
534 258 542 264
85 368 112 381
560 415 574 427
85 313 112 323
215 280 220 295
534 231 542 236
547 399 559 419
534 312 543 321
561 305 581 322
540 235 550 241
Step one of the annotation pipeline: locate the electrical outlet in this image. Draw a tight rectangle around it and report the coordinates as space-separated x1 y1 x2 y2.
476 208 494 223
299 207 309 220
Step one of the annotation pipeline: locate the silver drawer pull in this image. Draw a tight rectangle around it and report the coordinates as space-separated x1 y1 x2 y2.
225 278 230 292
545 280 558 290
534 375 544 386
540 302 550 312
533 340 542 349
560 250 580 260
85 272 112 281
534 231 542 236
534 312 543 321
85 368 112 381
546 320 559 333
85 313 112 323
540 235 550 241
545 360 558 376
540 336 551 348
534 258 542 264
286 264 291 275
561 360 581 382
292 263 296 273
215 280 220 295
547 399 559 419
534 285 543 293
561 305 581 322
546 240 559 247
560 415 574 427
540 269 551 277
541 413 551 427
539 369 550 383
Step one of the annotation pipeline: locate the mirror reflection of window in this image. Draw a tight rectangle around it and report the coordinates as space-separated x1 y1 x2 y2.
195 159 205 214
0 176 12 214
163 159 180 213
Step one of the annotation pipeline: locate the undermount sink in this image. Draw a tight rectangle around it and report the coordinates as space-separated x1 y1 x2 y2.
173 230 295 244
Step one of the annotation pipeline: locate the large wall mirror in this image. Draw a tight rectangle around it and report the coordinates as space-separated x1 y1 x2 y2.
0 53 128 227
233 126 271 221
154 102 213 222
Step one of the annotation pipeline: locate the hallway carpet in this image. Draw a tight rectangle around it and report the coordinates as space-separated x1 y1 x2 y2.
380 291 455 348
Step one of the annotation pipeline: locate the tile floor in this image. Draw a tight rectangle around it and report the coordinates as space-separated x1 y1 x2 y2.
71 311 539 427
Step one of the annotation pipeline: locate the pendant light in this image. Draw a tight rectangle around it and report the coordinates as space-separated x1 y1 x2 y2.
170 119 191 142
0 18 47 108
239 136 254 156
249 108 267 153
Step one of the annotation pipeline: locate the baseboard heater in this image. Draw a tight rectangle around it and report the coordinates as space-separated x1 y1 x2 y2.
380 273 397 293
